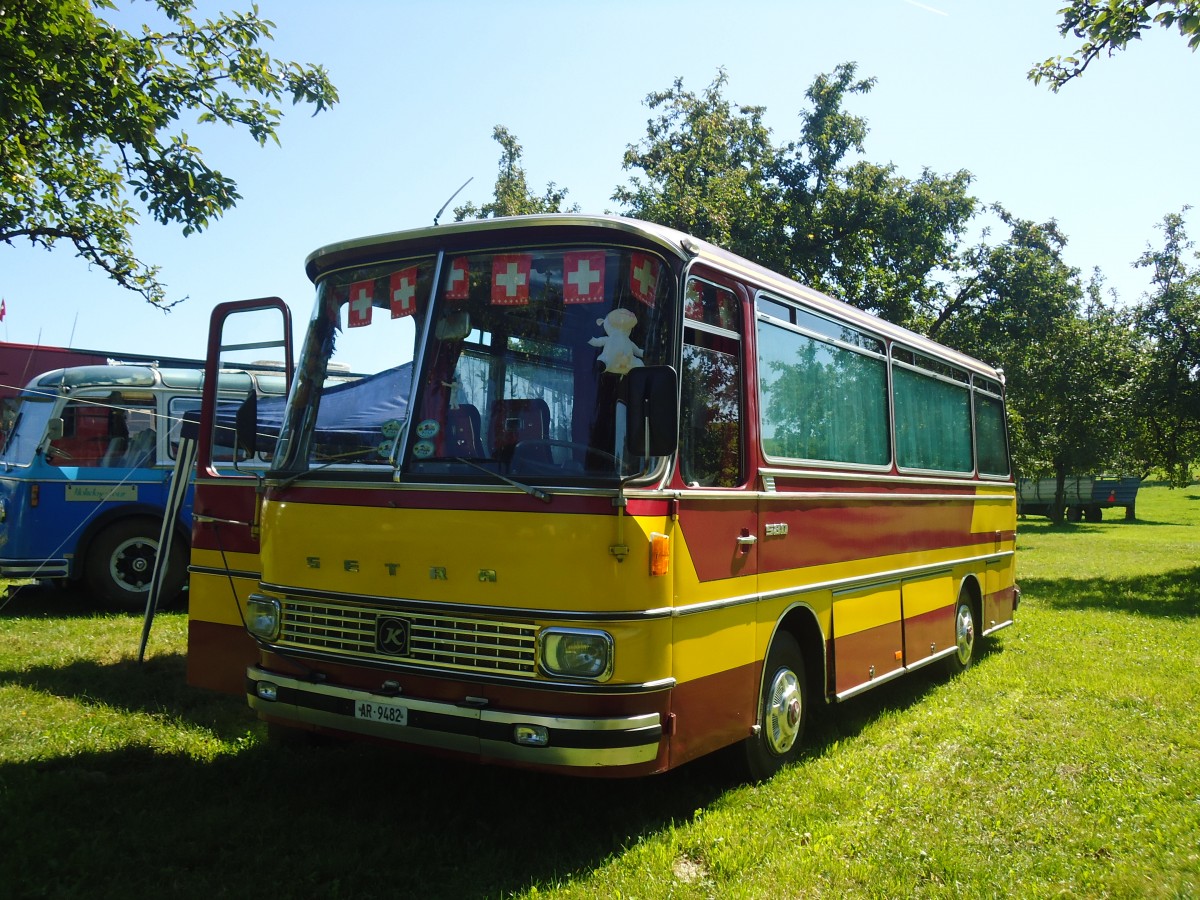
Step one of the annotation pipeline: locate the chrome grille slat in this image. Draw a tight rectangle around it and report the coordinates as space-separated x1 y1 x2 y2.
278 597 538 677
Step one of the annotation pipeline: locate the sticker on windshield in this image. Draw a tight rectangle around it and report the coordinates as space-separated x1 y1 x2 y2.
415 419 440 439
381 419 403 439
412 440 435 459
377 439 394 457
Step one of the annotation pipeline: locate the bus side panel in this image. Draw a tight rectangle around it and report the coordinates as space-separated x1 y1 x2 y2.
984 559 1018 632
187 478 261 694
0 477 44 570
831 583 904 695
188 617 259 695
668 605 757 767
901 571 956 665
1 465 170 577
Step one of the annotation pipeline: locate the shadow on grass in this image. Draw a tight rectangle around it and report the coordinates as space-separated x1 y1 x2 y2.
0 652 258 740
1021 568 1200 619
803 636 1004 752
0 581 105 617
0 580 184 618
1016 517 1173 535
0 642 1008 900
0 727 744 900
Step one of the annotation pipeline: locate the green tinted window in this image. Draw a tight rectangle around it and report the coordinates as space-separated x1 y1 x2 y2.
757 319 889 466
893 366 972 473
975 392 1009 476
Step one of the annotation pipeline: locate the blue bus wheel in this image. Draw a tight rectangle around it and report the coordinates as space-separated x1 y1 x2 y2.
84 518 186 611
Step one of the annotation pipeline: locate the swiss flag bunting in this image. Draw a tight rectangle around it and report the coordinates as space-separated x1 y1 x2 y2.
491 254 532 306
445 257 470 300
390 267 419 318
629 253 659 307
563 251 605 304
347 280 374 328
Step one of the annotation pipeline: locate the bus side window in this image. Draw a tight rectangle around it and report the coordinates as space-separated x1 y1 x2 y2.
680 278 743 488
49 401 112 465
49 397 158 467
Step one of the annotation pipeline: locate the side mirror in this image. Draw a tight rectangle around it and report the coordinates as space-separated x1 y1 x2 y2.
235 393 259 455
625 366 678 457
46 418 65 441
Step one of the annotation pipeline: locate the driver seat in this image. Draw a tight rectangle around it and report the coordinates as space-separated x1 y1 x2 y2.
488 399 551 464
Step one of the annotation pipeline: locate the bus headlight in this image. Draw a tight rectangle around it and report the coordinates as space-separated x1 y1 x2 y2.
246 595 282 641
539 628 613 680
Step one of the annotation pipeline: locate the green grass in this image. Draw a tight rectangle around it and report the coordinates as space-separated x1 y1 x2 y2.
2 486 1198 899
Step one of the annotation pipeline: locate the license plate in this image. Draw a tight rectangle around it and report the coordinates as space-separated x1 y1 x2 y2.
354 699 408 726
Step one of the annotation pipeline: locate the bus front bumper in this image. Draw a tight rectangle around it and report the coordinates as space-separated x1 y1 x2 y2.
246 667 664 769
0 557 69 579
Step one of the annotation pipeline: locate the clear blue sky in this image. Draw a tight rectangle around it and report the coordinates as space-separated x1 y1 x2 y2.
2 0 1197 363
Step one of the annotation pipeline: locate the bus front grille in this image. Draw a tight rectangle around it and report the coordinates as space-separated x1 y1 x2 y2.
277 597 538 677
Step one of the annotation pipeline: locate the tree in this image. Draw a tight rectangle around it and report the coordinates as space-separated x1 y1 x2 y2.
454 126 575 221
1127 210 1200 485
614 65 977 329
933 210 1139 517
613 69 781 266
1 0 337 308
1030 0 1200 90
932 208 1080 362
1016 284 1137 520
771 64 977 327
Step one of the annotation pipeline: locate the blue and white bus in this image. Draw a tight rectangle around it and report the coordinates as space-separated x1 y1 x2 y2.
0 364 286 609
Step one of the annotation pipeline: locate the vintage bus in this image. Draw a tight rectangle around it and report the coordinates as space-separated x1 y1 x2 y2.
0 364 286 608
187 215 1018 779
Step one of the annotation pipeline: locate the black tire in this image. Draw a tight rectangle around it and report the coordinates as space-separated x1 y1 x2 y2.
85 517 186 611
740 631 808 782
945 593 978 677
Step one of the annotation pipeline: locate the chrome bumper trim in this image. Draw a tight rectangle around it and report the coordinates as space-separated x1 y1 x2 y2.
246 667 663 768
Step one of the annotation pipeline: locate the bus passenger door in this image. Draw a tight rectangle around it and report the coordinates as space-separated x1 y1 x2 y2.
670 273 758 764
187 298 292 694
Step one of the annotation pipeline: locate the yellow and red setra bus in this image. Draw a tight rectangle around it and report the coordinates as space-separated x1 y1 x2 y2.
186 215 1017 779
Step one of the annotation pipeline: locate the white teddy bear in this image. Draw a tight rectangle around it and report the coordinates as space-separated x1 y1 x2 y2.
588 308 645 375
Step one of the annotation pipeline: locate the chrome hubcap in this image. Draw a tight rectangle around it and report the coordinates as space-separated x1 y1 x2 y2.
111 537 157 592
955 604 975 665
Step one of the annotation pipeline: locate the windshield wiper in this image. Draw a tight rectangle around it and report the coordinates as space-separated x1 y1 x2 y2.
454 457 551 503
273 447 393 489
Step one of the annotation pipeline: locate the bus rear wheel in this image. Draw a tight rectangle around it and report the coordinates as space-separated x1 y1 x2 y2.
85 518 186 612
741 631 808 782
945 593 978 676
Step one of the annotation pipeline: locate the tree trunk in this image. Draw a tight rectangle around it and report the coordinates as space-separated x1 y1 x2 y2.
1051 469 1067 524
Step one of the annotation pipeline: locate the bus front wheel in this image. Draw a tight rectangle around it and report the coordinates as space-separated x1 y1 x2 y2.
85 518 186 611
741 631 808 782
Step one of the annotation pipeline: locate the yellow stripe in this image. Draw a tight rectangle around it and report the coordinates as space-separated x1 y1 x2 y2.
189 547 259 627
834 583 901 635
971 485 1018 533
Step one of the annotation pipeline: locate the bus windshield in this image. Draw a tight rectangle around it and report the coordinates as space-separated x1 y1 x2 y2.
0 396 55 466
273 243 677 484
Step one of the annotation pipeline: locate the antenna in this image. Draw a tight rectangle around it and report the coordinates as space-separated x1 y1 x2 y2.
433 177 473 226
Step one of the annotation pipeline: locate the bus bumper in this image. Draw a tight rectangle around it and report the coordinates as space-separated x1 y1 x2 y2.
245 666 664 769
0 558 69 579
